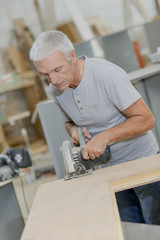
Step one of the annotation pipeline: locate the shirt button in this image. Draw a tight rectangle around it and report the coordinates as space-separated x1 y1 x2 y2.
77 100 80 103
80 107 83 110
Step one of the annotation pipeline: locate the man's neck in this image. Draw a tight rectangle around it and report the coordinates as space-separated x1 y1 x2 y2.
69 59 85 89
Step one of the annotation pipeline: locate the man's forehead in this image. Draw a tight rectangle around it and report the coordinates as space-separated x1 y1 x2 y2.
49 49 66 59
36 50 65 65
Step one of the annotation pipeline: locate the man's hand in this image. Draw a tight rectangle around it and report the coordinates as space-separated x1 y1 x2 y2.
72 127 91 146
83 132 107 160
65 122 91 146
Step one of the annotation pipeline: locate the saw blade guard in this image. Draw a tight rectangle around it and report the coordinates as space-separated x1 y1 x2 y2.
61 140 75 173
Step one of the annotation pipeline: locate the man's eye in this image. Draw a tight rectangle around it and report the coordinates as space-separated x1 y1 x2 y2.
55 67 61 72
44 74 49 78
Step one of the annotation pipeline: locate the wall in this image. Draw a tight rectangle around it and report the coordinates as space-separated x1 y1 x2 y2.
0 0 158 49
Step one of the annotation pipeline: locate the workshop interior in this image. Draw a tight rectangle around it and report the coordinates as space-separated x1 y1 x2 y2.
0 1 160 240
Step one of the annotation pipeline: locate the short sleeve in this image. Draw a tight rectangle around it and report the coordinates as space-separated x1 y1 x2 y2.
104 66 141 111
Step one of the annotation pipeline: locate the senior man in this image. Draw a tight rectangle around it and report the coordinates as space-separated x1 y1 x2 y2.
30 30 160 224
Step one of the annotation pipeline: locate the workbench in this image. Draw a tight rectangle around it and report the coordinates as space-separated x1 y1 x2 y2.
21 154 160 240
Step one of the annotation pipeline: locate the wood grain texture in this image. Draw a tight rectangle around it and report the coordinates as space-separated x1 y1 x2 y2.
21 154 160 240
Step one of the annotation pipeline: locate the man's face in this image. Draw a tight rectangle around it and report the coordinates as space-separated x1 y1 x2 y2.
34 50 76 91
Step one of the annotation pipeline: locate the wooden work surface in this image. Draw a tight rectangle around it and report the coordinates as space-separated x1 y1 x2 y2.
21 154 160 240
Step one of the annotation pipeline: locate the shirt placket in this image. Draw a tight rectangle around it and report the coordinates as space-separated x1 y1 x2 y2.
73 91 84 113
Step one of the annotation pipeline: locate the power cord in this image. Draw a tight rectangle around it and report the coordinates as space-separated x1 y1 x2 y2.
19 172 29 215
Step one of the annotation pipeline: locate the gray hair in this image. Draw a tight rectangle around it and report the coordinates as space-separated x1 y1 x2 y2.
29 30 74 61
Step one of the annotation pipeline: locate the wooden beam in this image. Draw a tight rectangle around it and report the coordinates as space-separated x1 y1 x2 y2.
110 169 160 192
21 154 160 240
56 22 82 43
62 0 104 58
7 45 31 72
86 16 114 36
0 122 9 152
12 18 26 37
155 0 160 14
44 0 57 30
62 0 94 41
123 0 133 28
33 0 45 31
131 0 152 22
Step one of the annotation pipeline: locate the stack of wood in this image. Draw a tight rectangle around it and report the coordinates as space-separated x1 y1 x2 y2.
0 18 48 154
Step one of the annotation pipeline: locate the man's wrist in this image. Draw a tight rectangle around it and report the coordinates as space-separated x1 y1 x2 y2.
65 122 77 137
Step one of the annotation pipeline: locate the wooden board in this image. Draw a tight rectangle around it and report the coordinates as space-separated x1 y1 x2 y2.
20 154 160 240
33 0 45 31
7 45 30 72
56 22 82 43
131 0 151 21
86 16 114 36
12 18 34 49
12 18 26 37
0 121 9 152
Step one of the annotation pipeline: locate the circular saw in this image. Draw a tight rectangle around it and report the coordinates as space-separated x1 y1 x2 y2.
61 127 111 180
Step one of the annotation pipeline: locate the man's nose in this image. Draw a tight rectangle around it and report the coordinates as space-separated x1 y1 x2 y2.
48 73 57 85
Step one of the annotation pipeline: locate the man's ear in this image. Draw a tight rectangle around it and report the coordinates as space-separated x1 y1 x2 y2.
70 49 76 64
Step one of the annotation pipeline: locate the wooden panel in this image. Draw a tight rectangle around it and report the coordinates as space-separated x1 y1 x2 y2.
12 18 26 37
57 22 82 43
13 18 34 49
7 45 30 72
86 16 114 36
0 121 9 152
33 0 45 31
21 154 160 240
22 83 44 138
131 0 151 21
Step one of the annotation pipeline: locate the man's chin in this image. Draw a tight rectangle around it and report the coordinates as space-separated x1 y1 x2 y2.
56 84 68 91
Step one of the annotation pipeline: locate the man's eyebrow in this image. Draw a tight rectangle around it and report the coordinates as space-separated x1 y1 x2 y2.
39 66 62 75
39 72 46 75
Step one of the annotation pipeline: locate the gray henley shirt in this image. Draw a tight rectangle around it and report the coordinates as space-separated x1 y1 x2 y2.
49 57 159 166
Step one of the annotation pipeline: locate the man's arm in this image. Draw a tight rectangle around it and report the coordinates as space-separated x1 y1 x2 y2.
83 98 155 160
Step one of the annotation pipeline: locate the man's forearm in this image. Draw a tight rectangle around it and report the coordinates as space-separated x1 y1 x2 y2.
100 98 155 145
65 121 77 137
82 114 154 160
100 114 154 145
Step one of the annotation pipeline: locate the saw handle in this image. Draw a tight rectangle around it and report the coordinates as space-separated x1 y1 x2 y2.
77 127 86 147
89 145 111 165
80 145 111 169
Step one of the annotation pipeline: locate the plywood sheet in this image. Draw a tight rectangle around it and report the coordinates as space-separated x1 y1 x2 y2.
21 154 160 240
